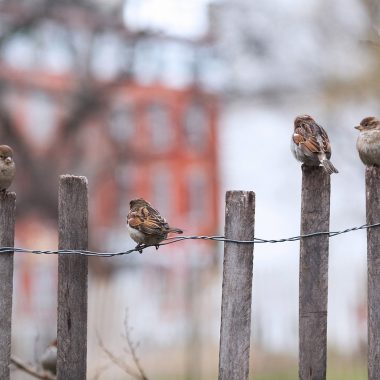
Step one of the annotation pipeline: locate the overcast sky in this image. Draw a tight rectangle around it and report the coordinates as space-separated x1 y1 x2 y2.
124 0 214 38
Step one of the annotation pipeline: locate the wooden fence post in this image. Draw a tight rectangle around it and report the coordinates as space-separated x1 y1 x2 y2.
0 193 15 380
366 166 380 380
218 190 255 380
299 166 330 380
57 175 88 380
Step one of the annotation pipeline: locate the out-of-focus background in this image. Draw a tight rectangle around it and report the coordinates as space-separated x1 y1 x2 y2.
2 0 380 379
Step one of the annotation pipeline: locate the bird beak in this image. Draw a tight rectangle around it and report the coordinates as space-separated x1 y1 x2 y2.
5 157 12 163
355 125 362 131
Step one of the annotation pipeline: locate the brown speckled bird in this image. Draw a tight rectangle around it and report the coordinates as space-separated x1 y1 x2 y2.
0 145 15 192
355 116 380 166
291 115 338 174
127 198 183 253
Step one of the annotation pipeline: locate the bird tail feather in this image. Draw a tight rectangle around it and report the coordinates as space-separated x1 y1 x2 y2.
321 159 339 174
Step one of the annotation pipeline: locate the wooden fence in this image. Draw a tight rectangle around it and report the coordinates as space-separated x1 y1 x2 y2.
0 168 378 379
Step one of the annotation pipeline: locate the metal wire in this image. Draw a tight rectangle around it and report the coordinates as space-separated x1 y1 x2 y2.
0 222 378 257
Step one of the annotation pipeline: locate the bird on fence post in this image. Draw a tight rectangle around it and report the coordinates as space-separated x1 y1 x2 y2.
0 145 15 193
291 115 338 174
355 116 380 166
127 198 183 253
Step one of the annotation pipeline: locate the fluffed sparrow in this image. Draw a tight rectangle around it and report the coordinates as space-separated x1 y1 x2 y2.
0 145 15 192
355 116 380 166
291 115 338 174
127 198 183 253
40 339 57 375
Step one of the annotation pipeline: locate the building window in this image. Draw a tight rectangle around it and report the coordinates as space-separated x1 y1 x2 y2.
187 168 208 227
151 165 171 218
183 101 208 152
115 163 137 218
108 103 135 143
25 91 56 150
2 34 35 70
147 103 173 152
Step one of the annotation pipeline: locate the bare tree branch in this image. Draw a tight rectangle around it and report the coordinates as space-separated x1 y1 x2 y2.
96 331 145 380
0 96 58 216
91 361 111 380
11 356 56 380
123 310 149 380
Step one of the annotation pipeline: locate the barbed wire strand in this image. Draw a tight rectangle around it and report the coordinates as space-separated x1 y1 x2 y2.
0 222 378 257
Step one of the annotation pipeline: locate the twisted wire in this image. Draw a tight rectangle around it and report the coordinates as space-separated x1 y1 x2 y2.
0 222 377 257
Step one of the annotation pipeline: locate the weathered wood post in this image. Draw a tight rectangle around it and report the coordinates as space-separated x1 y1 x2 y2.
299 166 330 380
0 193 15 380
218 191 255 380
366 166 380 380
57 175 88 380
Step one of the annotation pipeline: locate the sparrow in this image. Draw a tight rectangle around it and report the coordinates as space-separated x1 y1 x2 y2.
291 115 338 174
40 339 57 375
0 145 15 192
127 198 183 253
355 116 380 166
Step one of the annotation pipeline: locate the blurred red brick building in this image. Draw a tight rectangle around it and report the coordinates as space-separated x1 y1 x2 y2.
0 64 219 240
0 61 220 306
0 3 220 372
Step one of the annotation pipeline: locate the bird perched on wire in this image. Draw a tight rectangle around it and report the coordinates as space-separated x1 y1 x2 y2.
40 339 57 375
291 115 338 174
355 116 380 166
0 145 15 193
127 198 183 253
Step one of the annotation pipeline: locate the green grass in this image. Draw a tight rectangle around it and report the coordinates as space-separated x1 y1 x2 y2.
327 367 367 380
251 369 366 380
250 366 366 380
153 366 366 380
252 372 297 380
141 367 367 380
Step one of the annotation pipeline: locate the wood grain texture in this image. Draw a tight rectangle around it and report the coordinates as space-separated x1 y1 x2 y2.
299 166 330 380
218 191 255 380
57 175 88 380
366 166 380 380
0 192 15 380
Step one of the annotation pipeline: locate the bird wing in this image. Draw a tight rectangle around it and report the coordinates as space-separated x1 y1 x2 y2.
128 205 169 236
293 123 331 159
318 125 332 159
